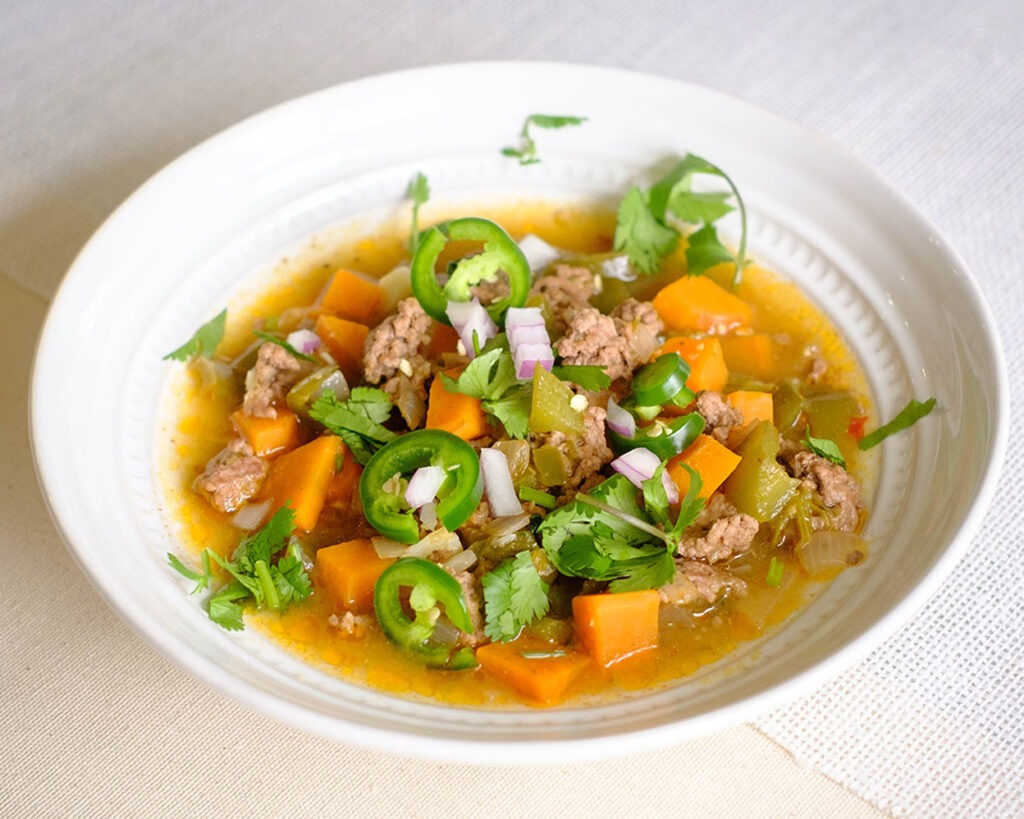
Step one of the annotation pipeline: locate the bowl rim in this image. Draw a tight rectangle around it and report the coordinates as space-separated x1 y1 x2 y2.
30 60 1009 764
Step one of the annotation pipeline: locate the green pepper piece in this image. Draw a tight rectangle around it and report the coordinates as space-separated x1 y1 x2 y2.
359 429 483 544
608 412 706 459
286 366 349 416
773 379 804 434
410 217 531 324
532 444 570 487
530 365 584 435
373 558 477 669
722 420 799 522
632 353 692 407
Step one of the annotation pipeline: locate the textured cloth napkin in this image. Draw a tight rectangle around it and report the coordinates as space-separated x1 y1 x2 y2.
3 1 1022 816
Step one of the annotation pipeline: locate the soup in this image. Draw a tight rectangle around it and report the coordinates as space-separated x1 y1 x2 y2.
163 182 876 707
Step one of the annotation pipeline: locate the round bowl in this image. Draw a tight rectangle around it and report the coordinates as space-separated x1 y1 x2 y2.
31 62 1007 764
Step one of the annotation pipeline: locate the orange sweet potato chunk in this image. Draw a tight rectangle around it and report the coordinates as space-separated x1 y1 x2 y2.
260 435 340 531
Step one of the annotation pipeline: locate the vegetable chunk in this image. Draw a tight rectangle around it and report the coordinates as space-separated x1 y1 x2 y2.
316 538 395 613
261 435 341 531
667 434 741 499
657 336 729 392
231 408 301 457
425 370 488 440
321 268 383 325
314 314 369 383
652 276 752 334
476 636 589 703
572 590 660 667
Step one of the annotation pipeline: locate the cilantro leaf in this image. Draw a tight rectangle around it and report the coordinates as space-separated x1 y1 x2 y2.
482 551 550 642
668 191 734 225
441 349 532 438
252 329 319 363
308 389 397 464
163 308 227 362
550 364 612 392
233 506 297 572
613 187 680 275
208 581 249 631
858 397 937 451
502 114 587 165
406 171 430 254
167 551 213 593
607 549 675 593
804 429 847 467
684 223 735 278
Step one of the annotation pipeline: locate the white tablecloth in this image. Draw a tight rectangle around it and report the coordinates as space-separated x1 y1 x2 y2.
3 1 1022 816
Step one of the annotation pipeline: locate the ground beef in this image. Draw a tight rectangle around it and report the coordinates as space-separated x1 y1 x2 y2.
695 390 744 444
555 308 633 381
194 438 267 513
659 560 747 607
530 264 596 334
532 404 614 496
242 342 306 418
786 449 863 532
678 493 759 563
362 297 433 425
611 298 662 366
471 270 511 305
803 342 828 384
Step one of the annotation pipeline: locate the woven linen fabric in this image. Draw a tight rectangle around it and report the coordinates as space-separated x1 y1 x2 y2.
2 0 1022 816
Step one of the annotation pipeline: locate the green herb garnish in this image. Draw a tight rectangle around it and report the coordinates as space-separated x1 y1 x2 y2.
550 364 612 392
406 171 430 254
163 308 227 362
766 556 784 588
502 114 587 165
308 388 397 464
441 347 533 438
482 551 550 642
858 398 937 451
167 507 310 631
804 429 847 467
518 485 557 510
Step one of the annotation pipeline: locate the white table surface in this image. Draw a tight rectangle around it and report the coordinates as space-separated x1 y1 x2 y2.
3 1 1022 816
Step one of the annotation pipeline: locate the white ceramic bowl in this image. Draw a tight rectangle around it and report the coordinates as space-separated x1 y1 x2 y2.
31 63 1007 764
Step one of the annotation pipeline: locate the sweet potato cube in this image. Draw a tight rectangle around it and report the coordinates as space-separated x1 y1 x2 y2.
425 370 488 441
321 268 383 325
572 590 660 667
667 433 741 499
656 336 729 392
652 276 752 334
314 314 369 383
231 408 301 457
476 636 590 704
261 435 341 531
316 538 395 613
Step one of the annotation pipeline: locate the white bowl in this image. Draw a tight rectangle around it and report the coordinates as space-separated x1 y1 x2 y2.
31 63 1007 764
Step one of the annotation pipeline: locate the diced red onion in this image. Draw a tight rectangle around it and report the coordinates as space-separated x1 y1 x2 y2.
611 447 660 488
505 306 545 339
507 323 549 347
606 397 636 438
661 471 680 505
505 306 555 378
230 499 271 531
517 234 562 272
446 297 497 358
479 448 523 517
513 343 555 379
287 328 321 354
405 465 446 509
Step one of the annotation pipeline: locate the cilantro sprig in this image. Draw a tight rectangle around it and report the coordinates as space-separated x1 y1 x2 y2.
502 114 588 165
167 507 310 631
309 388 397 465
482 550 550 642
613 154 748 282
858 397 937 450
406 171 430 254
163 308 227 362
440 347 533 438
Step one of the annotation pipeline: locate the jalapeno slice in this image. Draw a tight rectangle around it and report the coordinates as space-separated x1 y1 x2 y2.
632 353 693 407
359 429 483 544
410 217 531 324
608 412 706 459
373 557 477 669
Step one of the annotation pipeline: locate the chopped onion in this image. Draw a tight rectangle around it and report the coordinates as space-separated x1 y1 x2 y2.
230 499 271 531
517 234 563 272
506 306 554 378
795 531 868 580
610 447 677 502
606 397 636 438
405 465 446 509
600 255 637 281
372 537 409 558
406 528 463 561
480 512 531 537
419 501 438 530
479 448 523 517
445 297 497 358
287 328 321 354
444 548 478 574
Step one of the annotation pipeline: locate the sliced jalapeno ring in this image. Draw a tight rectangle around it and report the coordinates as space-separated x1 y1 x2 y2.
632 353 692 407
608 412 706 459
359 429 483 544
373 557 477 670
410 217 531 324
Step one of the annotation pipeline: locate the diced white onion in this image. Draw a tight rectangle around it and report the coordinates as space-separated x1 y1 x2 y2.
230 499 271 531
378 264 412 312
405 465 446 509
446 297 497 359
795 531 868 580
419 501 438 530
600 254 637 281
606 397 637 438
480 512 531 537
479 448 523 517
372 537 410 559
517 234 563 272
444 548 478 574
287 328 321 354
406 528 463 561
611 447 661 489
